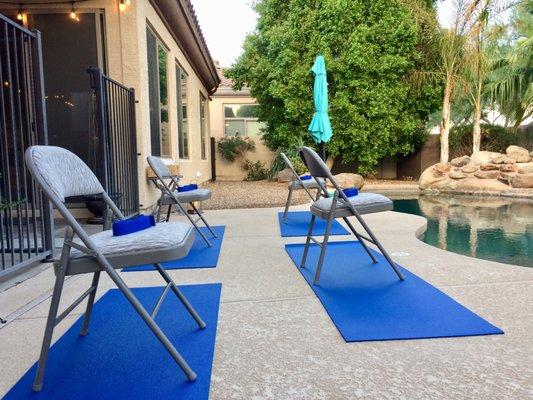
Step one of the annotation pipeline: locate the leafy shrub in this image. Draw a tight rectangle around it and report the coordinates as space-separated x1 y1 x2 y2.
217 136 255 162
449 124 528 157
242 159 268 181
267 149 307 181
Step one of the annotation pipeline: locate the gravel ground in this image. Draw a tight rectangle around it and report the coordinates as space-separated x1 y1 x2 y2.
204 179 417 210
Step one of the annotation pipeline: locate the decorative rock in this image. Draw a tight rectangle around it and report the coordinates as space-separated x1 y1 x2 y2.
481 163 499 171
470 151 501 165
454 178 510 192
500 164 517 173
277 168 294 182
449 169 467 179
506 145 531 163
475 170 500 179
510 173 533 189
332 173 364 189
517 163 533 174
418 163 451 190
450 156 470 167
491 155 516 164
461 164 478 173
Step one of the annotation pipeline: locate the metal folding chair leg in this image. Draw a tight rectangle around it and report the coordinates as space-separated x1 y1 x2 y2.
173 202 212 247
190 202 217 238
283 188 293 222
300 214 316 268
154 263 206 329
313 213 334 285
79 271 101 336
341 217 378 264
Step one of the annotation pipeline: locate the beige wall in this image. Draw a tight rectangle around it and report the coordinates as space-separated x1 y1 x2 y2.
210 96 275 181
9 0 213 210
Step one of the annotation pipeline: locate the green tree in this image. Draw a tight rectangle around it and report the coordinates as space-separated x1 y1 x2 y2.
226 0 441 174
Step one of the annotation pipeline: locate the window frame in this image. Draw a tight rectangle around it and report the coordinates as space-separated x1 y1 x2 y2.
175 62 189 160
223 103 262 137
199 92 208 160
146 25 170 157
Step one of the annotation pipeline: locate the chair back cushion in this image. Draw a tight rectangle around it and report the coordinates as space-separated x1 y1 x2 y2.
25 146 104 203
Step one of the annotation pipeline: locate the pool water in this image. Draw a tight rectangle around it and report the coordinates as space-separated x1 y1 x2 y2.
393 196 532 268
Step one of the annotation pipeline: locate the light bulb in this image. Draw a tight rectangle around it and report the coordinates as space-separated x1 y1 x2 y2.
119 2 126 11
70 10 77 19
17 11 23 21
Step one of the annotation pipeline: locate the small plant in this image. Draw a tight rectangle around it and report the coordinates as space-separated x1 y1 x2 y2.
217 136 255 162
267 148 307 180
242 159 268 181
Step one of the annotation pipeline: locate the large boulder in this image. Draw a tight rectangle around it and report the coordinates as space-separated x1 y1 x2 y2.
517 162 533 174
500 164 517 173
470 151 501 165
461 164 478 174
454 178 510 193
450 156 470 167
480 163 499 171
506 145 531 163
510 173 533 189
332 173 364 189
277 168 294 182
475 170 500 179
419 163 451 189
491 155 516 164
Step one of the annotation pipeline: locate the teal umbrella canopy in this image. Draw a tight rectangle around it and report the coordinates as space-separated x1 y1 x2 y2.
308 55 332 144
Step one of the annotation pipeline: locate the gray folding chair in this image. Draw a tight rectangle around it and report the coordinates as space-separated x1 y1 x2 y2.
25 146 206 392
147 156 217 247
298 146 405 285
280 152 326 222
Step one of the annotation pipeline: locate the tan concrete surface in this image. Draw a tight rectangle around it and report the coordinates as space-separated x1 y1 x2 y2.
0 204 532 399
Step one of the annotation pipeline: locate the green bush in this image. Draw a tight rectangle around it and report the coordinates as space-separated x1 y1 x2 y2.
449 124 528 157
217 136 255 162
266 148 308 181
242 159 268 181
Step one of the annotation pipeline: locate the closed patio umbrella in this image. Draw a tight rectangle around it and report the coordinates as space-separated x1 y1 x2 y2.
308 55 332 160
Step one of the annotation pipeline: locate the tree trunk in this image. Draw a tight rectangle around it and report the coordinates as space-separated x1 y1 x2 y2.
472 93 482 154
439 78 452 163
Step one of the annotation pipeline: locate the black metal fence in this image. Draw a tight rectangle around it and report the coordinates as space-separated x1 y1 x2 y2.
88 67 139 222
0 14 53 280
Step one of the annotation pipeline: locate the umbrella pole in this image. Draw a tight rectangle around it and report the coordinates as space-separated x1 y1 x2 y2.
318 142 326 161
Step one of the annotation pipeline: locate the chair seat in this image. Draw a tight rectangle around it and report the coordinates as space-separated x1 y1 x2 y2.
64 222 195 275
289 178 321 190
311 192 393 219
159 188 212 205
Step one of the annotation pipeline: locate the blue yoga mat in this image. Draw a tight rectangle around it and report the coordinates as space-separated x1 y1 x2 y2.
124 226 225 271
285 241 503 342
278 211 349 237
3 284 221 400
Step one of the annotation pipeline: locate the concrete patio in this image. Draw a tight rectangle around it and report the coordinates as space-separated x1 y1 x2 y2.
0 204 531 399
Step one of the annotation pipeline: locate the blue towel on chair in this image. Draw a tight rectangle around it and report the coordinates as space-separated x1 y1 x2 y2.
177 184 198 192
299 175 312 181
342 187 358 197
112 215 155 236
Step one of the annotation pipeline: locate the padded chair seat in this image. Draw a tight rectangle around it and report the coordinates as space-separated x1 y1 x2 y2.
65 222 195 275
311 192 393 219
288 178 321 190
159 188 211 205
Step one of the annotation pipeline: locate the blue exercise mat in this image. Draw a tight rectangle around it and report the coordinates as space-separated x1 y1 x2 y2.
124 226 225 271
278 211 349 237
285 241 503 342
3 284 221 400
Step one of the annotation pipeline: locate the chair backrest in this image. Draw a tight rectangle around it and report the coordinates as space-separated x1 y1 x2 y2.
25 146 104 203
298 146 348 199
280 152 299 180
147 156 173 180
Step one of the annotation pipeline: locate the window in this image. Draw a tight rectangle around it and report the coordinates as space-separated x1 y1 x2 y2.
224 104 264 136
176 64 189 159
200 92 208 160
146 27 170 157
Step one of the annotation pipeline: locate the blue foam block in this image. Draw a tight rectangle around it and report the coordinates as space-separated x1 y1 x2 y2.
278 211 349 237
124 226 225 271
285 241 503 342
3 284 221 400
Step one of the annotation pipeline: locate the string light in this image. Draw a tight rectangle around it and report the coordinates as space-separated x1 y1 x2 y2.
16 4 23 20
69 2 79 21
119 0 130 11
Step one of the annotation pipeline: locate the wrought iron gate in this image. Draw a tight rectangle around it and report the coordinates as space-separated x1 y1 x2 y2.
0 14 53 280
88 67 139 221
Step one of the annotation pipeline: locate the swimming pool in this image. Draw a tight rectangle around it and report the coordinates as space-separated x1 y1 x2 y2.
393 195 532 268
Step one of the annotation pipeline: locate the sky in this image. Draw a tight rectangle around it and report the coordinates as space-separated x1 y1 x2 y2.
190 0 501 67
